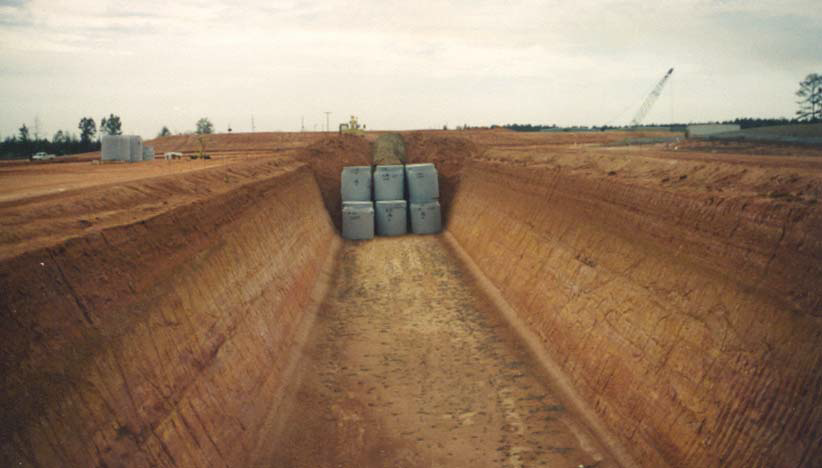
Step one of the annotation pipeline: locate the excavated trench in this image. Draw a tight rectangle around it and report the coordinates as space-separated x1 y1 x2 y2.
1 134 821 468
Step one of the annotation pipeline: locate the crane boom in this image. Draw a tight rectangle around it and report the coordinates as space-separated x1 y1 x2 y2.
630 67 674 127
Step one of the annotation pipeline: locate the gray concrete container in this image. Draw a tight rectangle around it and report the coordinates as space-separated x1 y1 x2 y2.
342 202 374 240
341 166 373 202
406 163 439 202
128 136 143 162
101 135 130 162
375 200 407 236
374 165 405 201
409 201 442 235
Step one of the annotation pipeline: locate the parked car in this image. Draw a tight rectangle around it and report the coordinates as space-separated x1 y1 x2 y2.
31 152 55 161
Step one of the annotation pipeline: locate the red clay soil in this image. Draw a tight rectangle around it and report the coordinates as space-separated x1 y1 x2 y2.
448 147 822 466
264 236 617 468
0 162 336 467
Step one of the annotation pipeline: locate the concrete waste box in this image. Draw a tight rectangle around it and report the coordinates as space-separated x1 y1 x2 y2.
374 165 405 201
375 200 407 236
341 166 372 202
102 135 144 162
405 163 439 202
409 201 442 234
342 202 375 240
101 135 129 162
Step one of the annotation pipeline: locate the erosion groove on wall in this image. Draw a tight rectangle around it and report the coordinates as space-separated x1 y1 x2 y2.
0 166 336 467
447 159 822 467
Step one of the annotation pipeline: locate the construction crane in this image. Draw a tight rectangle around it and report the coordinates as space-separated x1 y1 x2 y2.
630 68 674 127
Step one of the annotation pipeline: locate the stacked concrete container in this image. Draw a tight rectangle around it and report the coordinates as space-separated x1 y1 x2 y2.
409 201 442 235
374 165 405 201
342 202 374 240
406 163 440 203
341 168 374 240
340 162 441 238
375 200 407 236
406 163 441 234
341 166 372 202
373 165 408 236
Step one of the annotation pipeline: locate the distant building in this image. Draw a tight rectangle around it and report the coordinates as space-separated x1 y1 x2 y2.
686 124 741 138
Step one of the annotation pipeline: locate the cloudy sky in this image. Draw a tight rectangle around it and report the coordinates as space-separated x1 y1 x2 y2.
1 0 820 138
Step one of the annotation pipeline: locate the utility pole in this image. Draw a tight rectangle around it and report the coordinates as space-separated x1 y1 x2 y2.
301 116 305 132
324 112 331 132
251 115 256 132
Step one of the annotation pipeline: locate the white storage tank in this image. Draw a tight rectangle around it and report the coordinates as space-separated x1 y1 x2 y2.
101 135 130 162
341 166 373 202
375 200 407 236
374 165 405 201
409 201 442 235
405 163 439 203
342 202 375 240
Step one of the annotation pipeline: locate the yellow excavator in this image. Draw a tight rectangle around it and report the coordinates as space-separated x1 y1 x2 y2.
339 115 366 135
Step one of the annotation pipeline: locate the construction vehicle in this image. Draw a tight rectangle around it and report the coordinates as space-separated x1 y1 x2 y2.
339 115 366 135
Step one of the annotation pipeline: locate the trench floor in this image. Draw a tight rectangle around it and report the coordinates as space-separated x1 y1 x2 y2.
267 236 616 468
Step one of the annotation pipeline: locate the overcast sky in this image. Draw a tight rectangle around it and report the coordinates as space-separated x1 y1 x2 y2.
1 0 820 138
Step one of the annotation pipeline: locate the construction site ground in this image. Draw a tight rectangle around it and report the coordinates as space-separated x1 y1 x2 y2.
266 236 615 468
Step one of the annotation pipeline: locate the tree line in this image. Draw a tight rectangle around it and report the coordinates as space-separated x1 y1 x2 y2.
0 114 123 160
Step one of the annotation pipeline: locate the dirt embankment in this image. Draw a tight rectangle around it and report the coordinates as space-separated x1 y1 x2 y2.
0 164 337 467
0 158 303 260
447 157 822 467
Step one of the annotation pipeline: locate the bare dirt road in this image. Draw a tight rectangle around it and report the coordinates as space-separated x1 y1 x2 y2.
266 236 616 468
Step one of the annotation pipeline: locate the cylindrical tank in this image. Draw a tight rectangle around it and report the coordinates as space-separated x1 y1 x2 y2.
409 201 442 235
341 166 373 202
342 202 374 240
375 200 407 236
373 165 405 201
405 163 439 202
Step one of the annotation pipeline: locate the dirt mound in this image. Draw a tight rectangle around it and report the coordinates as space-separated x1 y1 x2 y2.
296 135 372 230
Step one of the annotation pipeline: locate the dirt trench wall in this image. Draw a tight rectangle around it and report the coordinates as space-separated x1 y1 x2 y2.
0 166 335 467
447 160 822 467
